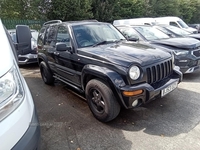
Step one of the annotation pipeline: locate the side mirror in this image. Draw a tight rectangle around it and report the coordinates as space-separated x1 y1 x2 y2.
56 43 72 52
127 37 139 42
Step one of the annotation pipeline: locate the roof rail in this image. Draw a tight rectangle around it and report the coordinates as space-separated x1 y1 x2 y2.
43 20 62 26
81 19 98 22
65 20 98 23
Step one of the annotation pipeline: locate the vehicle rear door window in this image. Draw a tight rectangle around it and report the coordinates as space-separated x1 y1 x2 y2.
45 25 57 46
38 27 46 46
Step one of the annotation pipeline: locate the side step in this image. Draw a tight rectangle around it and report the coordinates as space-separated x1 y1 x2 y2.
53 75 84 94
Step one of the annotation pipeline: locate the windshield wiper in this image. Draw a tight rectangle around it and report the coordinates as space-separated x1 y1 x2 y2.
92 41 108 47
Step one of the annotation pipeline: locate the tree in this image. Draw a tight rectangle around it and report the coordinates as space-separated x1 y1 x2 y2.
47 0 93 21
149 0 180 17
112 0 147 20
0 0 47 20
91 0 118 22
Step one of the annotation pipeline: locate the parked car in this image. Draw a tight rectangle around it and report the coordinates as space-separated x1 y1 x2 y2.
115 25 200 74
188 24 200 33
154 16 198 34
18 20 182 122
0 20 40 149
113 18 156 26
8 28 38 65
153 25 200 40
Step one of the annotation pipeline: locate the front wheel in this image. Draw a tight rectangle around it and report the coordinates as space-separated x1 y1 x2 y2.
86 79 121 122
39 61 54 85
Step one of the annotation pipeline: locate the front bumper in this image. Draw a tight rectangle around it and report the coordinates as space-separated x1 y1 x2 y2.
117 69 182 109
18 53 38 65
12 108 40 150
175 55 200 74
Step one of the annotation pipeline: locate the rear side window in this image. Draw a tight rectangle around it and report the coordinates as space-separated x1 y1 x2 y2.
45 25 57 46
38 27 46 46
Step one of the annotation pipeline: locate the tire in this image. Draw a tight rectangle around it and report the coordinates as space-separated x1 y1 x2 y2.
86 79 121 122
39 61 54 85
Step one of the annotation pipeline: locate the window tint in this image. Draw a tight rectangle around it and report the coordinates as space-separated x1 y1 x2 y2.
169 22 179 27
56 26 71 46
38 27 46 46
45 25 57 46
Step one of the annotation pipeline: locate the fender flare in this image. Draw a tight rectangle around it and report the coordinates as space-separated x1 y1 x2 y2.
81 64 127 107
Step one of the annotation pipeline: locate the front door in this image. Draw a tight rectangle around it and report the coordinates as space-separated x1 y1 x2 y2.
54 26 81 87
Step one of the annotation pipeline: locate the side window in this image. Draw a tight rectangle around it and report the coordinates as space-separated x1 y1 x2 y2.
38 27 46 46
170 22 179 27
45 25 57 46
56 26 71 47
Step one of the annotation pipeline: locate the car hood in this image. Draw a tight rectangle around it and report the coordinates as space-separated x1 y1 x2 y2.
79 42 171 67
188 34 200 40
150 37 200 50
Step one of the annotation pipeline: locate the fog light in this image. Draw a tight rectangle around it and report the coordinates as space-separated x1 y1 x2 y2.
132 99 138 107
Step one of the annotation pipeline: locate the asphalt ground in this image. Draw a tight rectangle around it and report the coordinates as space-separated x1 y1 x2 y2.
20 64 200 150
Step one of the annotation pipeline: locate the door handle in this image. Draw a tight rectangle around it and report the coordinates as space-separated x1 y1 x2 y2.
54 52 60 56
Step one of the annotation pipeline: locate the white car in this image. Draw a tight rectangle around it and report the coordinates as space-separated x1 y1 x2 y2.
0 20 40 149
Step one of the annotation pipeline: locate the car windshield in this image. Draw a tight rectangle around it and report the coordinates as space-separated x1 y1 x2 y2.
72 24 126 48
177 20 189 28
134 26 170 40
166 26 191 36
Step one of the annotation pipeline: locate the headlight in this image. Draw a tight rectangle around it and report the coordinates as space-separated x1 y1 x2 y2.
173 50 189 55
129 65 140 80
0 65 24 121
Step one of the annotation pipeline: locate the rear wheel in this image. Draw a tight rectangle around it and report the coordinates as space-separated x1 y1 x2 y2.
39 61 54 85
86 79 120 122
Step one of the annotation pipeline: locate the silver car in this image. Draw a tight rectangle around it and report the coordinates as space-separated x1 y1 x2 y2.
8 28 38 65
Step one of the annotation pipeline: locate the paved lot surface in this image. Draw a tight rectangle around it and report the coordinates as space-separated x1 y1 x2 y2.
20 64 200 150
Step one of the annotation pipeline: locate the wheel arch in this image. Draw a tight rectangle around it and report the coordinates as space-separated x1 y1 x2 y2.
81 65 127 107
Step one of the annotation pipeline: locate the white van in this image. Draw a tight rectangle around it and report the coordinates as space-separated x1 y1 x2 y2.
113 18 155 26
154 16 198 33
0 20 40 149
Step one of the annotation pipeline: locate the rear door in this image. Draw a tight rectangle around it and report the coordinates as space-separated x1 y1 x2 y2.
43 25 58 72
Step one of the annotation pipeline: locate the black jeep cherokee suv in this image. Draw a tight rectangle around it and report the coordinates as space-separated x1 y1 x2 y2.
36 20 182 122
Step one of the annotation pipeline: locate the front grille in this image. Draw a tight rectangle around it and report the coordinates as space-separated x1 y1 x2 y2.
146 59 173 84
193 50 200 57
